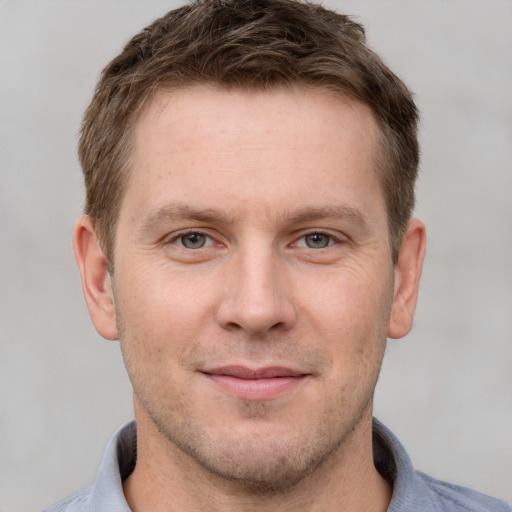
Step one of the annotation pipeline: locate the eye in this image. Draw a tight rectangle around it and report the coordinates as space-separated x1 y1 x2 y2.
175 232 212 249
298 232 337 249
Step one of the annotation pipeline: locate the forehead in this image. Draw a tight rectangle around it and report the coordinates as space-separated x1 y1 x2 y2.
124 85 385 226
136 85 378 155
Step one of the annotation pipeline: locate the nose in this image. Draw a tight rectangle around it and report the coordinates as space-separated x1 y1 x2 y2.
215 248 297 337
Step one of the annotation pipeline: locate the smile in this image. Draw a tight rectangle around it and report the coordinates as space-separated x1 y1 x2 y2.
201 366 309 401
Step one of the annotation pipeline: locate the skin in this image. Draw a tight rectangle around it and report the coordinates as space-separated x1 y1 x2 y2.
74 86 426 512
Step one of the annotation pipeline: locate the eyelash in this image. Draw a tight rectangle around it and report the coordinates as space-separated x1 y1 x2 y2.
170 230 214 249
168 229 341 250
294 231 341 249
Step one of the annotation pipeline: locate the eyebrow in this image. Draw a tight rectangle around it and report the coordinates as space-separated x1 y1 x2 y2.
136 203 241 232
136 202 371 233
278 205 371 231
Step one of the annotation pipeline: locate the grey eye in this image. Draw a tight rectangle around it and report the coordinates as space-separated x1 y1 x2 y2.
304 233 332 248
180 233 207 249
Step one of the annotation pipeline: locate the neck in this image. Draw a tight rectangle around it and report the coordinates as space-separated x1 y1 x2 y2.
123 405 391 512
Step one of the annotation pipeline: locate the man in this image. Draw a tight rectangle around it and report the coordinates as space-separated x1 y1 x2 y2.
45 0 510 511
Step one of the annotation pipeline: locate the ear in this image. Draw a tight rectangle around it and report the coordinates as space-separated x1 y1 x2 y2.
72 215 118 340
388 218 426 339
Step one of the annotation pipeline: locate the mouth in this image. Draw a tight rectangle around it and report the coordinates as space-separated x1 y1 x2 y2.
201 366 309 401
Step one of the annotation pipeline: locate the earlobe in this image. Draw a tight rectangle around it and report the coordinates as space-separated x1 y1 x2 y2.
72 215 119 340
388 218 426 339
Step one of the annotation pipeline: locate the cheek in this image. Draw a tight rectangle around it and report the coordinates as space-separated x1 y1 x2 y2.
299 263 393 392
113 265 216 368
303 261 393 338
118 257 215 320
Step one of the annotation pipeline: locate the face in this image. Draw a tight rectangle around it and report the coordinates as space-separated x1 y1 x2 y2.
109 86 398 489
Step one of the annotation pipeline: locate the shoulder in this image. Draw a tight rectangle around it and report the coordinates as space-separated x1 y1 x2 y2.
417 471 512 512
42 422 136 512
42 487 91 512
372 419 510 512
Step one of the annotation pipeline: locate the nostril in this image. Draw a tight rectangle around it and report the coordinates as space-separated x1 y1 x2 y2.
214 262 297 335
217 310 295 337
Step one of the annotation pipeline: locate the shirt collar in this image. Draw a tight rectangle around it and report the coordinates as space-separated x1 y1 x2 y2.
89 422 135 511
372 418 434 511
87 418 426 510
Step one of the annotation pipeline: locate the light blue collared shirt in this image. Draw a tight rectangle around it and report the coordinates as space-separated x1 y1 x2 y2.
43 419 511 511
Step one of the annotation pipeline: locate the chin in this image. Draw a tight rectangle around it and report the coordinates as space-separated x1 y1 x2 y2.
186 432 333 492
155 407 363 494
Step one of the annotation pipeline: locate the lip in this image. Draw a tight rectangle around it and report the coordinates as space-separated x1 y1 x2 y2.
201 366 308 401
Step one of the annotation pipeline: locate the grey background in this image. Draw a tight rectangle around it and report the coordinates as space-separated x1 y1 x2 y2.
0 1 511 510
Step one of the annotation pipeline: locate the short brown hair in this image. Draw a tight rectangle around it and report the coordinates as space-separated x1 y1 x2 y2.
79 0 419 266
